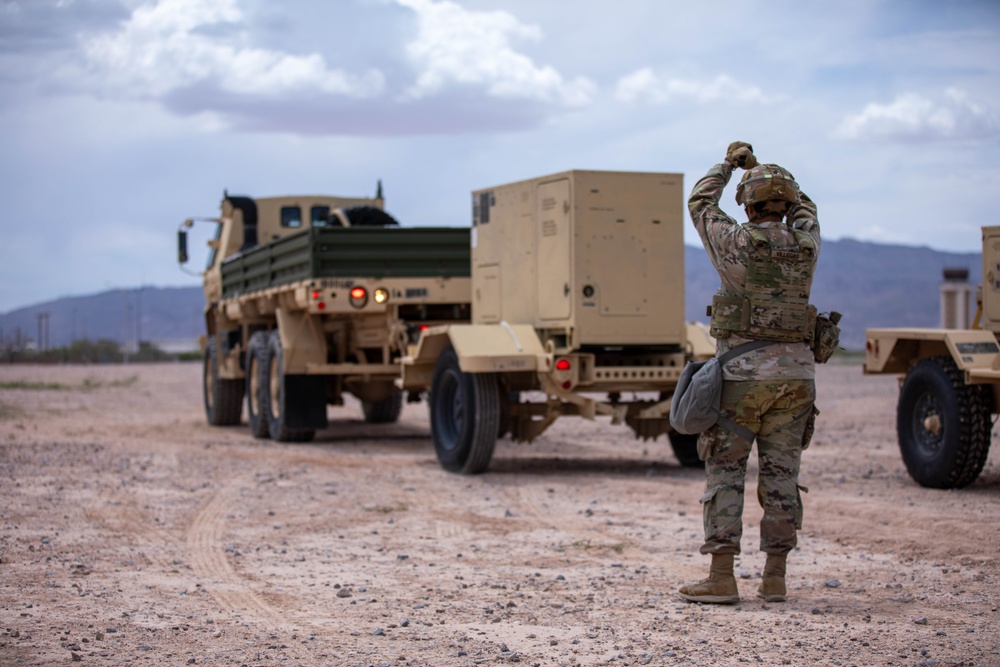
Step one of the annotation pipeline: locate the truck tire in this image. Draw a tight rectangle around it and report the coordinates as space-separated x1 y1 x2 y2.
669 431 703 468
263 331 316 443
897 356 992 489
245 331 270 439
429 346 500 474
362 391 404 424
342 205 400 228
203 337 243 426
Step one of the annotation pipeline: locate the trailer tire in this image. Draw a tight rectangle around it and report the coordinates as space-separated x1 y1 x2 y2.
204 337 243 426
429 346 499 474
897 356 992 489
245 331 270 439
362 390 404 424
263 331 316 443
669 431 703 468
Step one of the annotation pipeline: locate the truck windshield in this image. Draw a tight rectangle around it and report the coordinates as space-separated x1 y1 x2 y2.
311 206 331 227
281 206 302 228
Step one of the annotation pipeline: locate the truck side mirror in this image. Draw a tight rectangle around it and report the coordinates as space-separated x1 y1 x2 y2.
178 229 189 264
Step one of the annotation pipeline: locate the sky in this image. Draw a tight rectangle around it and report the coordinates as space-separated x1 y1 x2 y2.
1 0 998 313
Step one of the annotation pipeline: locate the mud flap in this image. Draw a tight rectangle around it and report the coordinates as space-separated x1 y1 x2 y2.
284 375 328 430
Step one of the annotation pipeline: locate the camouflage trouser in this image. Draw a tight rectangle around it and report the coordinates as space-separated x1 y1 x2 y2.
696 378 816 556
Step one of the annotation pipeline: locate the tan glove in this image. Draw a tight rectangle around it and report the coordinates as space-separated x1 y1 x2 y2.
726 141 758 170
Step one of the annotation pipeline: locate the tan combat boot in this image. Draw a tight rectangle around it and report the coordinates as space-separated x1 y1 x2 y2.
757 553 787 602
679 553 740 604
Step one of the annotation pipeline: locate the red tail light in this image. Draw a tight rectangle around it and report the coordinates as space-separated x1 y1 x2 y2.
349 287 368 308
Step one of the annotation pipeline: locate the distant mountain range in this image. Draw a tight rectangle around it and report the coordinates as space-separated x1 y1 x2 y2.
0 238 983 353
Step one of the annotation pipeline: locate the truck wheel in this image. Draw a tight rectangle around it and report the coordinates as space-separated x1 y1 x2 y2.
245 332 270 439
669 431 703 468
429 346 500 474
897 356 992 489
362 391 404 424
204 337 243 426
263 331 316 443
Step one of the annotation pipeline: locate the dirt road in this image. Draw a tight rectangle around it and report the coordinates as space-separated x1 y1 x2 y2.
1 362 997 666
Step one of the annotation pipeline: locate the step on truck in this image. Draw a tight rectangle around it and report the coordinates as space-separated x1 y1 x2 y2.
864 225 1000 489
178 171 714 472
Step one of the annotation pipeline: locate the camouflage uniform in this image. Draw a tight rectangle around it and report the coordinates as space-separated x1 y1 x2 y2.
689 161 820 557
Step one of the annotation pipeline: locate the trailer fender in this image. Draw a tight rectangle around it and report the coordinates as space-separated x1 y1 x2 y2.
400 323 550 390
865 328 1000 380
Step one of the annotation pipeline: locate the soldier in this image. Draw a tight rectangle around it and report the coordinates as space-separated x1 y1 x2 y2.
680 142 820 604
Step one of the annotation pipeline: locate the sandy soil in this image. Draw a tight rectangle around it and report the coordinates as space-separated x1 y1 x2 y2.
0 362 997 667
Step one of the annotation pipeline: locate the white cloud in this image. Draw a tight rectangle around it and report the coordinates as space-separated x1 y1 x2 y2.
396 0 594 106
79 0 384 99
615 68 775 105
836 89 998 143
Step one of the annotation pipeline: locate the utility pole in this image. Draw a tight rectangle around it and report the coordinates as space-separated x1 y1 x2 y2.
136 286 144 351
36 312 49 352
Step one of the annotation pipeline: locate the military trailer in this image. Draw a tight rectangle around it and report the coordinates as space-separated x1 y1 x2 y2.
178 188 472 442
179 171 714 473
864 225 1000 489
400 170 714 473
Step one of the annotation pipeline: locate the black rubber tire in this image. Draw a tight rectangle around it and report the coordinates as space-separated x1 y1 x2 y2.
204 337 243 426
362 390 404 424
245 331 270 439
342 205 399 228
262 331 316 443
669 431 704 468
897 356 992 489
429 346 500 474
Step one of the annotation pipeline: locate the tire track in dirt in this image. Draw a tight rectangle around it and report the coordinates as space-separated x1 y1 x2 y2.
490 472 710 586
186 480 288 627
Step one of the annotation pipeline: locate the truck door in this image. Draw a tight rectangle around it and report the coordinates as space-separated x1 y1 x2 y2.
537 178 572 321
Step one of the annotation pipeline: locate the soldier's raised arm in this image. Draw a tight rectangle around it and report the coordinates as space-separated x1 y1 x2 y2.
688 142 757 271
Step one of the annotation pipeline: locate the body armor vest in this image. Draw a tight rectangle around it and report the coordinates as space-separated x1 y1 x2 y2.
710 224 817 342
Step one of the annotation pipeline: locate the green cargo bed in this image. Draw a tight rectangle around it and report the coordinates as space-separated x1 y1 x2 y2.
221 226 471 298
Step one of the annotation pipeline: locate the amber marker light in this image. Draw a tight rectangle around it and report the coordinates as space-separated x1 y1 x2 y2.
374 287 389 304
349 287 368 308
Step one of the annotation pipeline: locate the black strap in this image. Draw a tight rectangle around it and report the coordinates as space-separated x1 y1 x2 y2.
717 339 774 365
718 416 756 443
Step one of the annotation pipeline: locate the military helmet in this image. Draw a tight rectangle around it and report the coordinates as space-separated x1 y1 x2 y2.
735 164 801 207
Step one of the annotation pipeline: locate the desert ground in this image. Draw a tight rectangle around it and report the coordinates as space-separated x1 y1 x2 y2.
0 362 997 667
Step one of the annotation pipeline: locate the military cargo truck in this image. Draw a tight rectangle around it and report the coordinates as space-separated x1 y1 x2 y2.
400 170 714 473
179 171 714 472
178 188 472 442
864 225 999 489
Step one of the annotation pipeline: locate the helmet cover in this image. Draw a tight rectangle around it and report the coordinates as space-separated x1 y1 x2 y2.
736 164 801 208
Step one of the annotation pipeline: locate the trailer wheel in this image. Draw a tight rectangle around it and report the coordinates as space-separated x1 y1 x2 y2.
362 390 404 424
263 331 316 443
897 356 992 489
669 431 703 468
204 337 243 426
245 332 270 439
429 346 500 474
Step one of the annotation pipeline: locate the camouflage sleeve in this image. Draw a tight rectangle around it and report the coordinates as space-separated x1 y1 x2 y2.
688 162 748 277
788 190 821 253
